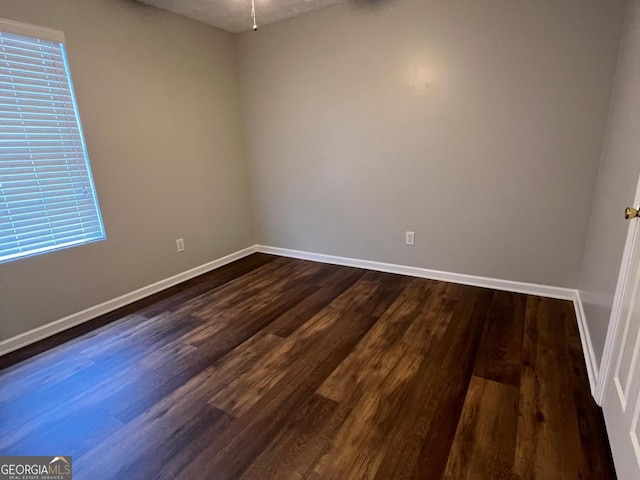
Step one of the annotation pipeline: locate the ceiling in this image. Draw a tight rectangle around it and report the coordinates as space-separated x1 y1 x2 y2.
136 0 349 34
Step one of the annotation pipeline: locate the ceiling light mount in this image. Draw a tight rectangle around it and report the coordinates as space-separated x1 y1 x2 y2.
251 0 257 31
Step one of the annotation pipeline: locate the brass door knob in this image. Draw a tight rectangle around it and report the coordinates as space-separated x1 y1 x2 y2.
625 207 640 220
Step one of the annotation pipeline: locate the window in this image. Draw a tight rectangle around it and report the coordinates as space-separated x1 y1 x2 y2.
0 19 105 263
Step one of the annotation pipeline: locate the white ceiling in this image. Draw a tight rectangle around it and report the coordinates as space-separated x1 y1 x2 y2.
136 0 349 34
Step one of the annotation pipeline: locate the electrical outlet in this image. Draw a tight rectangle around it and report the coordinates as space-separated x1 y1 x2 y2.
405 231 415 246
176 238 185 253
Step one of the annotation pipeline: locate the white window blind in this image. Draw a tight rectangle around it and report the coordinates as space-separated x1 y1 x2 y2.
0 25 105 264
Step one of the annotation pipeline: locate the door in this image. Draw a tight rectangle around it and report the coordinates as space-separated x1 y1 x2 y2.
601 176 640 480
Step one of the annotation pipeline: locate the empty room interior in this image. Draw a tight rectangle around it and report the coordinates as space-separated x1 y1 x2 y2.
2 0 640 478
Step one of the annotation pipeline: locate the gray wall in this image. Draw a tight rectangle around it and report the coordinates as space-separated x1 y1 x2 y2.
0 0 254 340
238 0 624 288
579 0 640 367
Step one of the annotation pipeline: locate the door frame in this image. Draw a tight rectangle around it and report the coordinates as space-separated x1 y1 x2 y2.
596 174 640 404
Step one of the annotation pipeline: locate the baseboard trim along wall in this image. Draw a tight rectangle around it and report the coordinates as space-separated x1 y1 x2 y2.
0 245 258 358
256 245 600 398
0 243 599 399
572 291 600 397
257 245 577 298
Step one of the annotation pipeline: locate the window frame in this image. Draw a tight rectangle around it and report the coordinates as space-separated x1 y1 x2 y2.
0 18 106 264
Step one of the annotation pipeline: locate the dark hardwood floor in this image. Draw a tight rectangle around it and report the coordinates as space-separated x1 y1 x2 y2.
0 253 617 479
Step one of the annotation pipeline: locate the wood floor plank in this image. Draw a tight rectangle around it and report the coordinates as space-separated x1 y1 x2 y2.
316 279 442 406
0 255 617 480
238 394 351 480
513 297 584 479
373 286 495 480
312 348 425 479
180 257 322 322
110 284 320 423
0 353 96 404
208 276 400 416
133 252 279 320
0 350 139 437
76 312 204 359
103 329 280 424
264 266 365 338
443 376 519 480
473 291 526 387
183 332 284 414
0 323 209 451
0 321 233 439
1 405 124 458
187 283 320 349
75 400 232 479
178 272 410 479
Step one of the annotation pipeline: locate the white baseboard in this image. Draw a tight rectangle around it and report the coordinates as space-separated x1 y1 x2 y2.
572 291 600 399
0 245 258 358
257 245 599 397
256 245 576 299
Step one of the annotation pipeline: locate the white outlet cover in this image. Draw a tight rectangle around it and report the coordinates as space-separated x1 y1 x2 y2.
405 231 415 246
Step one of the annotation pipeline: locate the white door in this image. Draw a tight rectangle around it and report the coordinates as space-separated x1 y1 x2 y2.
601 176 640 480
